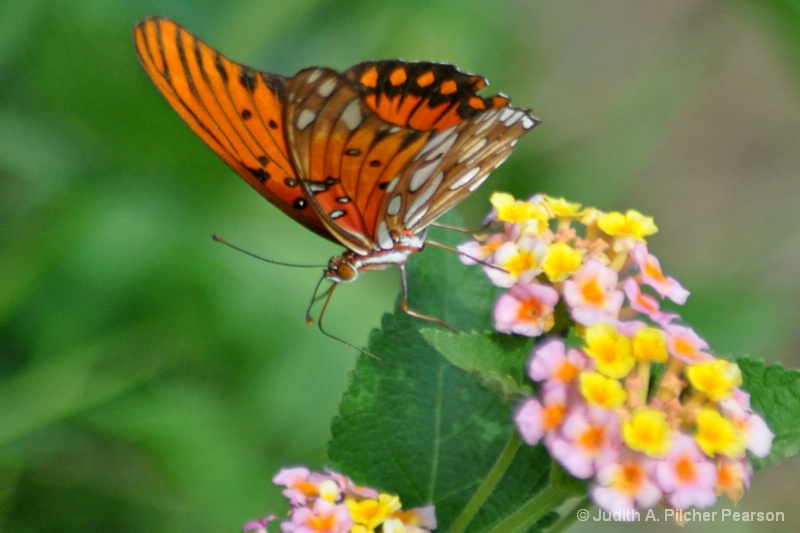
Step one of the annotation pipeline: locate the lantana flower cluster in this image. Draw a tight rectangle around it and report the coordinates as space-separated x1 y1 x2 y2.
244 467 436 533
459 193 774 516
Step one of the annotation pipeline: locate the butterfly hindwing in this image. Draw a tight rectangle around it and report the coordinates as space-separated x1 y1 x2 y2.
133 17 332 240
380 105 539 234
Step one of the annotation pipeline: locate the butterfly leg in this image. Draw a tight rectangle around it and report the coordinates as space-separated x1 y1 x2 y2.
425 239 509 274
310 280 383 360
399 264 457 333
430 221 492 234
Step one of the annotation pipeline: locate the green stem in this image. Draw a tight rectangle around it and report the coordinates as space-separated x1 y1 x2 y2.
545 497 591 533
448 432 523 533
482 463 577 533
484 484 570 533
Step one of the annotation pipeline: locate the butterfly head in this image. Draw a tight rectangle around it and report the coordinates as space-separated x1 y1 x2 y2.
325 253 360 284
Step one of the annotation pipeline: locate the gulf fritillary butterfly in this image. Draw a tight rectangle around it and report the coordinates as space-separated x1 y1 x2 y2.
134 17 538 329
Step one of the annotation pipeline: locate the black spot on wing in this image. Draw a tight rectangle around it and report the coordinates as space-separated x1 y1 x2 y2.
214 53 228 82
240 67 258 92
249 168 270 183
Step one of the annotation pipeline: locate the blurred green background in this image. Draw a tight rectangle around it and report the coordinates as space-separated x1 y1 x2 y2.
1 1 799 532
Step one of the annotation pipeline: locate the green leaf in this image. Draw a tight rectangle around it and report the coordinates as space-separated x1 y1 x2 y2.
737 358 800 470
421 330 534 403
328 228 552 532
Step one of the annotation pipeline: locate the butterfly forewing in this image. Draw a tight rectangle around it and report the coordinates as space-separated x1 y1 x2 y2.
345 61 511 132
283 68 438 254
133 17 333 240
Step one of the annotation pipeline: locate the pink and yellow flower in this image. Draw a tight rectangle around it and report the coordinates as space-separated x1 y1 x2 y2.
563 260 624 325
550 407 621 479
459 192 772 518
634 243 689 304
527 339 590 387
251 469 436 533
582 322 635 379
592 452 662 517
597 210 658 242
515 386 568 446
665 325 714 364
655 436 717 509
494 282 559 336
283 498 353 533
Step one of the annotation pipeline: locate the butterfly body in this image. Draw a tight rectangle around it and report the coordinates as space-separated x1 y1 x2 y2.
134 17 538 324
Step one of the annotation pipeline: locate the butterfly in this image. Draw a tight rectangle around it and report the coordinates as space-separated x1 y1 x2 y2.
134 16 538 330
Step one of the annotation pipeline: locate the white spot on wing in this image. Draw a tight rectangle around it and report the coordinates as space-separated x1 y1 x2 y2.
384 176 399 193
306 69 323 83
416 129 457 161
503 109 525 126
521 115 537 130
457 138 488 164
404 205 429 229
317 78 337 98
468 173 490 192
296 109 316 130
409 159 439 192
498 107 514 122
387 194 402 216
448 166 482 190
378 222 393 250
474 114 498 135
493 152 511 169
404 171 443 226
341 100 362 130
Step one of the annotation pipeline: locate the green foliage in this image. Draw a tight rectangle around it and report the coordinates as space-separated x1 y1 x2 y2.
738 359 800 470
329 238 800 532
2 1 800 532
329 243 553 532
422 330 534 404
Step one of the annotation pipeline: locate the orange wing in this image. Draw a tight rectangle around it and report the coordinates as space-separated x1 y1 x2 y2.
281 63 538 254
133 17 333 241
345 61 514 132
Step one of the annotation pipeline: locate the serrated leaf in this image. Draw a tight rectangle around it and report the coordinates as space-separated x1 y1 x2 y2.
328 226 552 532
421 330 534 403
737 358 800 469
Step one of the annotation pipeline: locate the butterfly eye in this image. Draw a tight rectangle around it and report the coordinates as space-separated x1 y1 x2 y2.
334 262 357 282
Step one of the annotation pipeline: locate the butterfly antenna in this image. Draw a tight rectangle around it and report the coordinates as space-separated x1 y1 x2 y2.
425 239 509 274
212 234 327 269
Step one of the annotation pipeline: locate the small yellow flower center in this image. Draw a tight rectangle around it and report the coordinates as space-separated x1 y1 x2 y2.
506 251 536 277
